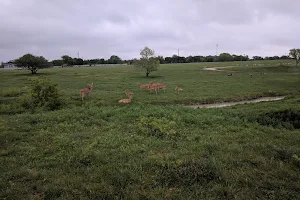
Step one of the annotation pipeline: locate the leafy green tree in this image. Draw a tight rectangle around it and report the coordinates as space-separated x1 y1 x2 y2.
206 55 215 62
99 58 106 64
108 55 122 64
157 56 165 64
134 47 160 77
52 59 64 66
280 55 289 60
171 55 178 63
61 55 74 66
14 54 50 74
74 58 84 65
0 62 4 68
289 49 300 66
218 53 234 62
252 56 264 60
164 57 172 63
186 56 194 63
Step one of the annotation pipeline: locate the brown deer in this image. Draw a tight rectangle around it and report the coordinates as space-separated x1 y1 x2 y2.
148 83 166 94
80 83 93 101
175 86 183 93
125 90 134 97
156 84 166 93
136 82 150 90
148 84 158 94
118 94 133 103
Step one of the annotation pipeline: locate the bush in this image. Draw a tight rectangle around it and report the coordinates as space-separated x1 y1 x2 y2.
20 79 64 111
137 116 177 138
257 109 300 129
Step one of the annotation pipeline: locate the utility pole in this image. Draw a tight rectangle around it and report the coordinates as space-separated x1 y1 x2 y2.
178 48 179 57
77 50 80 59
215 44 218 61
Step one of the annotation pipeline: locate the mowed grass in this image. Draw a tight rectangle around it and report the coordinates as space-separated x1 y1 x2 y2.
0 59 299 106
1 60 300 199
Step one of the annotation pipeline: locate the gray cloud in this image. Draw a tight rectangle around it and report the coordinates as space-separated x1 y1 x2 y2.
0 0 299 61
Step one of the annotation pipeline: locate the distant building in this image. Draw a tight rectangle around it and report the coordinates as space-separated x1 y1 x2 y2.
3 63 22 69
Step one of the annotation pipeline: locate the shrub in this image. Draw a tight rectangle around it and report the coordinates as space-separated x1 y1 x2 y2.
20 79 64 111
137 116 177 138
257 109 300 129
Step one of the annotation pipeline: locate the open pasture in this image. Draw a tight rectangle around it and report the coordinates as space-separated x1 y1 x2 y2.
0 60 299 106
1 60 300 199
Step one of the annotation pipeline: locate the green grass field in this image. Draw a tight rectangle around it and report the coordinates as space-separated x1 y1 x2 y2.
1 60 300 199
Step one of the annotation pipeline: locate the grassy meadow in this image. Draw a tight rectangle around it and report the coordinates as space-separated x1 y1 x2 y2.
1 60 300 199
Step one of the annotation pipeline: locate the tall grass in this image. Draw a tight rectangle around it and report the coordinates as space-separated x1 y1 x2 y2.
0 60 300 199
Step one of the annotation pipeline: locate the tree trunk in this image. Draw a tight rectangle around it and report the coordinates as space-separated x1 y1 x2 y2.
146 72 150 77
31 69 37 74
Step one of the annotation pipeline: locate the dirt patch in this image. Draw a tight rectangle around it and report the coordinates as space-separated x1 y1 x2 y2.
202 66 236 71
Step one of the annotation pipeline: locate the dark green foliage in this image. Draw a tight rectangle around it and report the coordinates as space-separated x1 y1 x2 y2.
160 158 220 187
51 59 64 66
1 61 300 199
134 47 160 77
289 48 300 66
20 79 64 111
107 55 122 64
292 154 300 169
218 53 234 62
257 109 300 129
14 54 50 74
61 55 74 66
137 116 177 138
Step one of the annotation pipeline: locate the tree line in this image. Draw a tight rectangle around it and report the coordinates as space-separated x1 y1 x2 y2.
51 52 293 66
8 48 300 74
52 55 124 66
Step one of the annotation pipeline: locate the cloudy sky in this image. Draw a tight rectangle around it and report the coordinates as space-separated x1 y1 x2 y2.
0 0 299 61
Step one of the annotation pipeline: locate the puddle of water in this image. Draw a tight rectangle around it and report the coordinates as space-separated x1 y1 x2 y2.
184 96 285 109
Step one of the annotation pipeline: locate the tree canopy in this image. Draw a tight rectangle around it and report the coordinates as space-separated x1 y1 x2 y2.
134 47 160 77
289 49 300 66
61 55 74 66
218 53 234 62
14 54 50 74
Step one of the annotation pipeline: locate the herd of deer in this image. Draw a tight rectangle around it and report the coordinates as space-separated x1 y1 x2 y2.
79 81 183 103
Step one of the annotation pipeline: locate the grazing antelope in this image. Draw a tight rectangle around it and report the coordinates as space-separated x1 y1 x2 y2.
227 73 233 76
148 84 158 94
136 82 151 90
148 83 166 94
175 86 183 93
156 84 166 93
118 94 132 103
80 83 93 101
125 90 134 97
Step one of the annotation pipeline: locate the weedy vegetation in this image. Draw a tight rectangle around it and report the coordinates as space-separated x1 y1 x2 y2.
1 60 300 199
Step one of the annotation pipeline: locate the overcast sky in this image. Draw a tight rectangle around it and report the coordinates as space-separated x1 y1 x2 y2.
0 0 299 61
